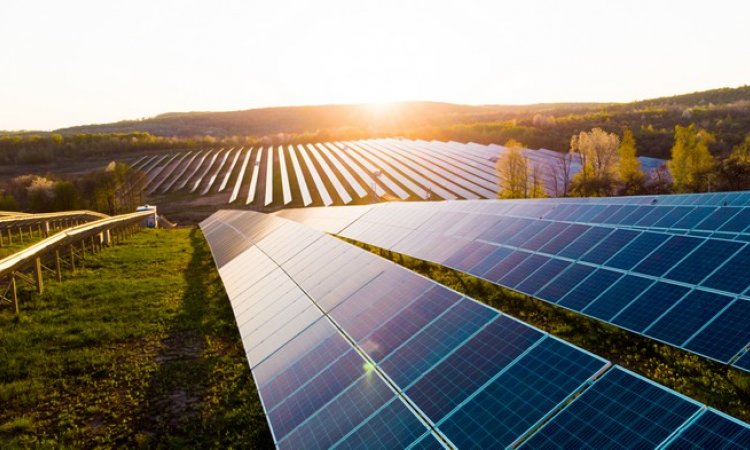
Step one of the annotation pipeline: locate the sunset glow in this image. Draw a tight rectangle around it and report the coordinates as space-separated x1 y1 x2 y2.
1 0 749 130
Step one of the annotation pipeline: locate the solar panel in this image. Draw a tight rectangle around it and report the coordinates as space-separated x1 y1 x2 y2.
191 149 221 192
264 147 274 206
278 198 750 370
664 409 750 449
333 142 409 200
296 144 333 206
521 367 701 449
228 148 252 203
315 143 367 199
306 143 352 204
201 147 233 195
201 209 750 447
147 151 191 194
177 149 212 190
246 147 263 205
218 147 242 192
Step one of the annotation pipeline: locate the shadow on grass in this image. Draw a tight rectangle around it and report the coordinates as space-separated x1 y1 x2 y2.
134 228 273 448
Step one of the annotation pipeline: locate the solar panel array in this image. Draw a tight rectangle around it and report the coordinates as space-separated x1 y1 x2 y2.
135 139 663 208
201 209 750 449
275 192 750 372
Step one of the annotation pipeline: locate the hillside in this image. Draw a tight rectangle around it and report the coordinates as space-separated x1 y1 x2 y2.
50 85 750 159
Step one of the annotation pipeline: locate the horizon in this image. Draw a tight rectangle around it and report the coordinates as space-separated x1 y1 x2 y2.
2 0 749 131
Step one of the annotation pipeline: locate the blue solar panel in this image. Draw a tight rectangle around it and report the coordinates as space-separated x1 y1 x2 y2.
438 338 606 449
470 246 513 276
360 285 461 362
537 264 595 303
582 275 655 321
557 269 623 311
702 246 750 294
269 349 366 438
635 206 676 227
379 299 498 387
332 398 430 450
606 232 669 270
579 228 639 264
664 409 750 449
498 254 550 287
735 351 750 371
672 207 715 229
483 251 533 284
652 206 694 228
684 299 750 362
520 367 701 449
406 315 543 422
633 235 702 277
277 373 396 450
558 227 613 259
538 224 589 254
515 259 572 295
720 208 750 232
646 290 734 346
611 282 691 333
695 207 742 230
666 239 744 284
521 222 570 251
406 433 446 450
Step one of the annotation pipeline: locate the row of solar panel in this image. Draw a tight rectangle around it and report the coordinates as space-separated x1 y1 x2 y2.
278 200 750 371
201 210 750 448
437 196 750 241
135 138 665 208
530 189 750 207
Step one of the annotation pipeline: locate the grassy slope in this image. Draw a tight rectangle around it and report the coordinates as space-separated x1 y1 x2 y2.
0 228 272 448
342 239 750 423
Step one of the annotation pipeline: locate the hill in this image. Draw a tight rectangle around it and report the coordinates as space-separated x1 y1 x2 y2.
50 85 750 159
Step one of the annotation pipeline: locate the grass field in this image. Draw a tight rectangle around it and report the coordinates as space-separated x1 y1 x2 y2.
0 228 273 448
342 238 750 423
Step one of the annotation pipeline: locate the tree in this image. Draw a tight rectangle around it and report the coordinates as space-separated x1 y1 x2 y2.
546 151 573 197
496 140 546 199
617 128 646 195
667 125 715 192
570 128 620 196
497 140 530 199
714 133 750 191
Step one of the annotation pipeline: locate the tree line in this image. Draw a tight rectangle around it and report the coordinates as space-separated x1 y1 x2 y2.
496 125 750 199
0 162 146 214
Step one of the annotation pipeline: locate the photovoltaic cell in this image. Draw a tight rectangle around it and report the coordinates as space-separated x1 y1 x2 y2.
557 269 623 311
633 235 702 277
646 290 734 346
332 398 429 450
666 239 744 285
702 246 750 294
406 315 544 422
665 410 750 449
438 338 606 449
606 232 669 270
515 259 572 296
611 282 691 333
684 299 750 362
521 367 700 449
579 228 639 264
379 299 498 387
582 275 655 321
537 264 595 303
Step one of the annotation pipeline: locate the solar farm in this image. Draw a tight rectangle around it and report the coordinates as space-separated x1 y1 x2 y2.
6 141 750 448
201 199 750 449
131 139 663 211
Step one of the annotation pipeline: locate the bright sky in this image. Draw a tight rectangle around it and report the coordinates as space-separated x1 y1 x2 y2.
2 0 749 131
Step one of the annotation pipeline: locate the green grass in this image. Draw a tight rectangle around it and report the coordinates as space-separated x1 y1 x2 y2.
0 228 273 448
342 238 750 423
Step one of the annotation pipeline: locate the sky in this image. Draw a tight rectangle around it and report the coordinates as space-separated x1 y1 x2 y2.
1 0 749 131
